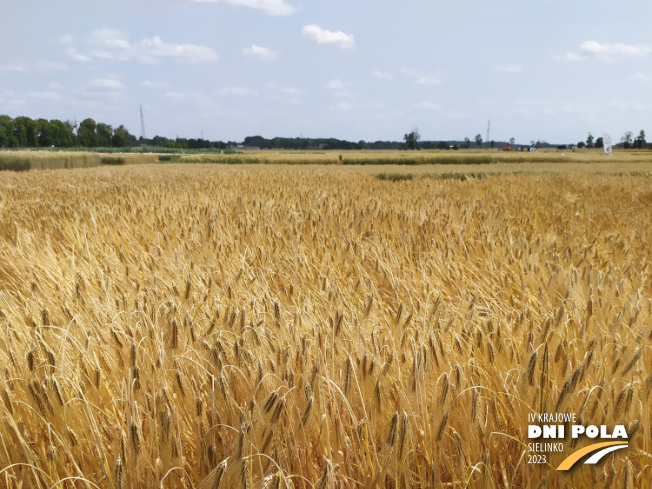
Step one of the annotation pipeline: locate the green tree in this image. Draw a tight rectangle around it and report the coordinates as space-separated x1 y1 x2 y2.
586 133 594 148
509 137 515 146
403 128 420 150
475 134 483 148
595 137 604 149
78 118 98 147
96 123 113 147
51 120 75 147
151 135 171 147
633 130 646 149
37 119 56 147
13 116 38 147
0 115 18 147
463 137 471 149
621 131 633 149
357 140 369 150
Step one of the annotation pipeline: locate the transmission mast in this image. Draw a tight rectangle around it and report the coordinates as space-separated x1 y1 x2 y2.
140 105 146 140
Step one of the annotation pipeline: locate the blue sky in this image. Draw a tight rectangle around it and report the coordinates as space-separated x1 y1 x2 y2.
1 0 650 144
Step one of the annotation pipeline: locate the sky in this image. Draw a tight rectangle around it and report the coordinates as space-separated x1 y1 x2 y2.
1 0 651 144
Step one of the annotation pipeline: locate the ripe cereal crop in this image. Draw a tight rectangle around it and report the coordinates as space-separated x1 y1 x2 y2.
0 164 650 488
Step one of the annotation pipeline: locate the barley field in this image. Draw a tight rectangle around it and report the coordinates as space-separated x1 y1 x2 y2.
0 165 650 489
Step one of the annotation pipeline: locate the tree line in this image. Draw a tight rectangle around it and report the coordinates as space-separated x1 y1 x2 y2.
578 131 647 149
3 114 647 152
0 115 139 148
0 115 231 150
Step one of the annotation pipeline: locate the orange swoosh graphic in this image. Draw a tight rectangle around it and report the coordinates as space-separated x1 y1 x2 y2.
557 442 627 470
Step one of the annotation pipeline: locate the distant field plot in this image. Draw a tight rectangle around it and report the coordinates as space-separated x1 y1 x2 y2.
0 151 159 170
0 165 650 488
179 148 652 168
2 148 652 173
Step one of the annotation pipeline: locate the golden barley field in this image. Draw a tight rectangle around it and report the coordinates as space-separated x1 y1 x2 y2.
0 165 650 489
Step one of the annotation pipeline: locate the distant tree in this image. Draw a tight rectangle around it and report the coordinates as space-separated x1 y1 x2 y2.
96 123 113 147
490 140 495 148
243 135 269 148
152 135 171 147
475 134 483 147
36 118 55 147
595 137 604 149
78 118 98 147
633 130 646 149
0 115 18 147
436 141 449 150
175 137 189 149
463 137 471 149
509 137 515 146
112 125 136 147
65 120 77 137
586 133 594 148
13 116 38 147
577 141 586 148
452 143 459 150
621 131 633 149
403 128 421 150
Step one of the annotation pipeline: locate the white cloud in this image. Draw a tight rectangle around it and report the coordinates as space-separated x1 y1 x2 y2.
266 84 304 104
324 79 353 99
217 86 259 96
413 101 441 110
27 91 62 101
243 44 279 60
400 68 419 77
495 64 522 73
301 25 354 49
369 70 393 79
61 29 217 64
364 101 384 109
415 75 441 85
0 91 26 111
164 91 199 101
0 61 68 74
0 64 26 73
141 80 170 89
560 103 592 114
609 100 647 112
560 41 651 62
325 79 344 90
401 68 441 85
0 90 62 111
134 36 218 63
188 0 295 16
84 78 125 91
334 102 353 111
631 73 652 81
75 77 127 108
36 60 69 73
